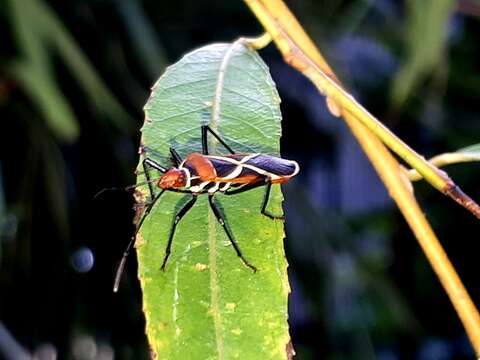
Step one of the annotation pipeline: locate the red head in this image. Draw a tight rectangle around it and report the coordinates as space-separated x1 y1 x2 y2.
158 168 186 189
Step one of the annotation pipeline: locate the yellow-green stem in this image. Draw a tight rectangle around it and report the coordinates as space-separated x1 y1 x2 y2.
243 0 480 355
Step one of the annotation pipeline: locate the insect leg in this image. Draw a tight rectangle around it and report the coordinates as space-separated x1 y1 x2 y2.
143 156 168 200
224 179 284 220
224 181 265 195
170 148 182 167
261 180 284 220
142 158 157 202
161 195 198 271
201 125 209 155
113 189 166 292
208 195 257 272
144 157 168 173
201 125 235 155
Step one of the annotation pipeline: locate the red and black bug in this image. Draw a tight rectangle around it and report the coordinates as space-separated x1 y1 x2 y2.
113 125 299 291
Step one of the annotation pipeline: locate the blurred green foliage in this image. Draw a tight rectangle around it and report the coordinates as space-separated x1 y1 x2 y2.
391 0 455 108
7 0 133 141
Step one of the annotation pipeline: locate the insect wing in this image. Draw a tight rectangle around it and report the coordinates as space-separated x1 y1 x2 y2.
244 154 299 178
207 154 299 184
208 156 243 178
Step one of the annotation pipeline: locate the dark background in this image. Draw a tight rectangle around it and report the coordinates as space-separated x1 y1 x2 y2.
1 0 480 359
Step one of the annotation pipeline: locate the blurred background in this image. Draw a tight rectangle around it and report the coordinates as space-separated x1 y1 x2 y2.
1 0 480 359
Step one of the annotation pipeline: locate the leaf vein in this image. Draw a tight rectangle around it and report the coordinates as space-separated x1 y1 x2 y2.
152 105 211 123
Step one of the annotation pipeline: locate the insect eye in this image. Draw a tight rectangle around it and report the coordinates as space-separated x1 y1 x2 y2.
158 168 185 189
174 171 187 187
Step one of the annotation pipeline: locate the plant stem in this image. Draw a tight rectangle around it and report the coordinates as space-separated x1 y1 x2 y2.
244 0 480 355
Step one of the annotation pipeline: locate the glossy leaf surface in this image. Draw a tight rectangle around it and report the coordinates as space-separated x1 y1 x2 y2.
136 43 290 359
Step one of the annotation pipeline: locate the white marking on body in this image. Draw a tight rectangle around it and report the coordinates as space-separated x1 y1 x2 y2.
221 165 243 180
209 154 260 180
291 161 300 177
240 154 260 163
208 154 299 180
182 167 191 188
207 153 259 164
241 164 269 175
208 182 220 193
179 162 200 189
220 183 231 191
189 181 211 193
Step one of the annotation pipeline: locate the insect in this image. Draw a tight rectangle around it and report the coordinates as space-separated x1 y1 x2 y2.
113 125 299 292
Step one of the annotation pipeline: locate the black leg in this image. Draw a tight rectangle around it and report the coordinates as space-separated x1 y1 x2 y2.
208 195 257 272
224 180 266 196
260 180 284 220
225 179 284 220
144 157 168 173
142 158 156 202
170 148 182 167
201 125 209 155
113 189 166 292
143 157 168 201
167 188 196 194
201 125 235 155
161 195 198 271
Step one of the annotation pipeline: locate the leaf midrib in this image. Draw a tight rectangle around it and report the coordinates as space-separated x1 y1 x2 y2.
207 40 244 360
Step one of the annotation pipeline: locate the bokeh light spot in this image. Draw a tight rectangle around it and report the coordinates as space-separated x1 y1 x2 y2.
71 247 94 273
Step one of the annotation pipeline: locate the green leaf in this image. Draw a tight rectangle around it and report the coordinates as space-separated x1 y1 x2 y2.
136 42 291 359
406 143 480 181
11 61 80 141
336 0 375 35
457 143 480 157
391 0 455 107
8 0 132 141
117 0 168 78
